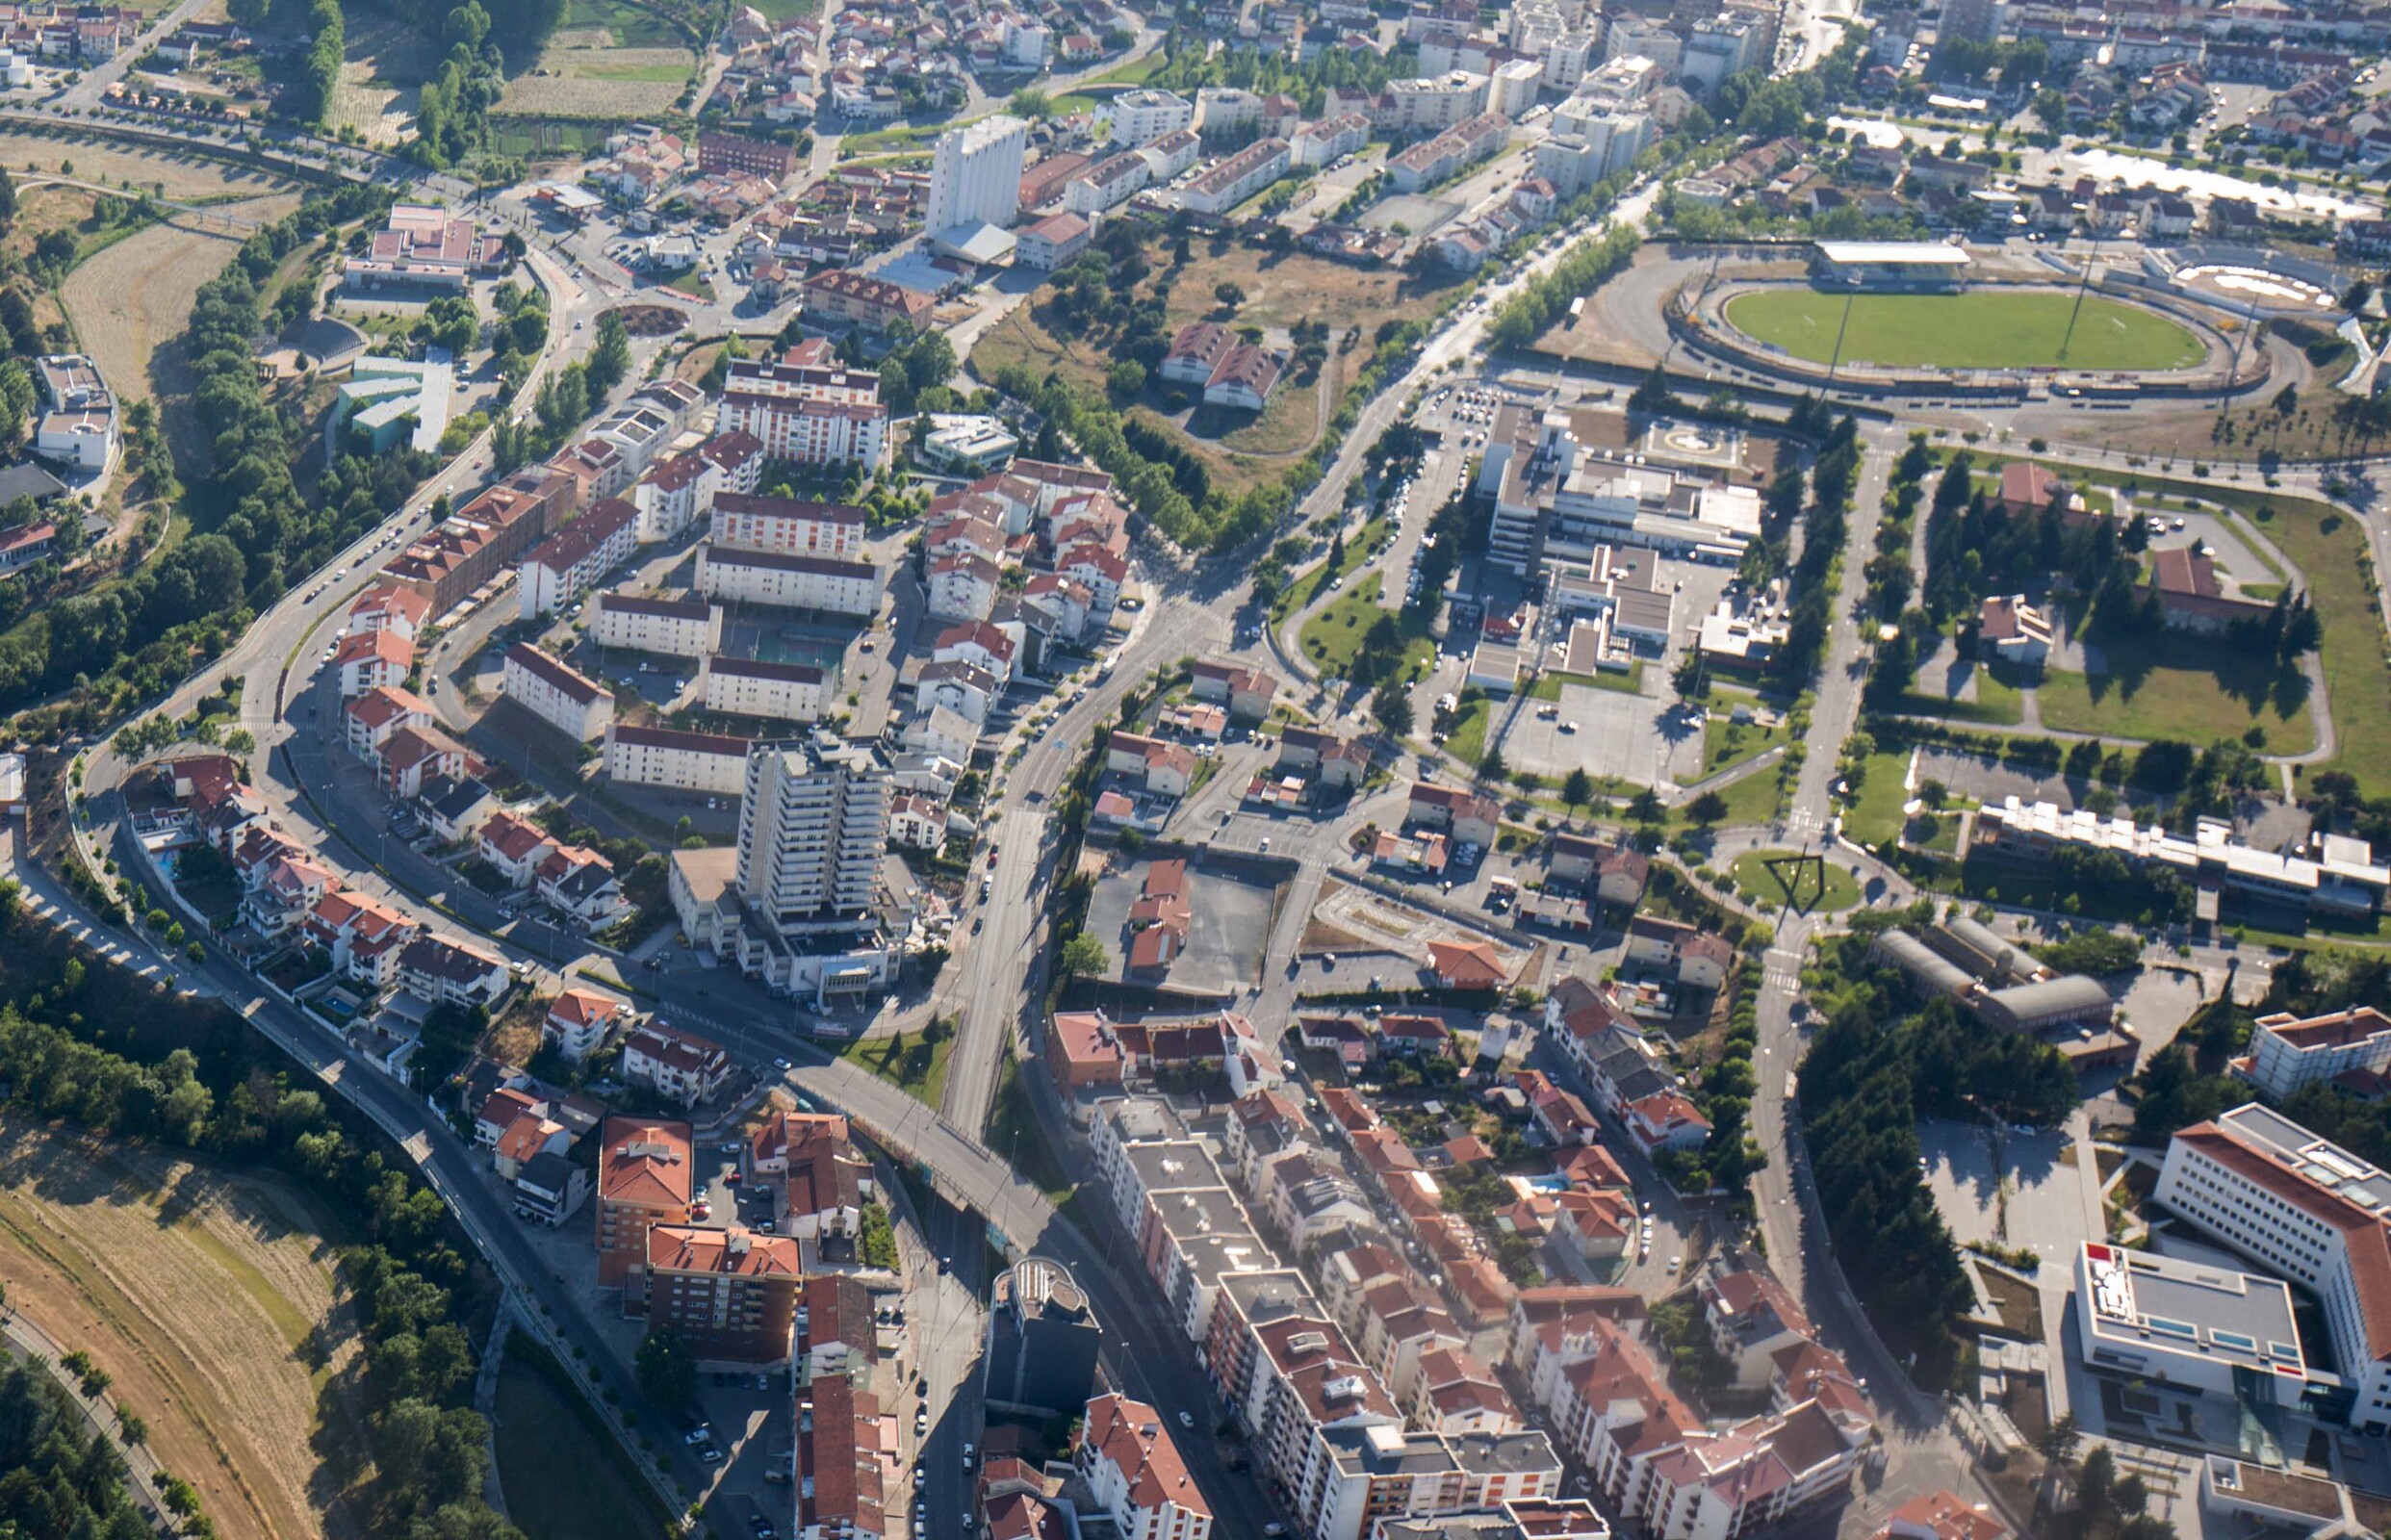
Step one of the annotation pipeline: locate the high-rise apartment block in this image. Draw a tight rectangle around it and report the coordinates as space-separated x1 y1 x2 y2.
926 114 1028 236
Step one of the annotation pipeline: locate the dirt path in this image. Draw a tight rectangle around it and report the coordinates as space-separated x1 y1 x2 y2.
0 1116 362 1540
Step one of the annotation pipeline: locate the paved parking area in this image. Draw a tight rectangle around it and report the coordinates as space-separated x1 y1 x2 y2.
1919 1117 2095 1270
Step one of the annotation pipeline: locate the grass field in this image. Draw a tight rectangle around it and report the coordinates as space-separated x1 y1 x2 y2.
2034 630 2317 753
1730 849 1863 913
0 1116 359 1540
493 1337 668 1540
1271 516 1387 624
1701 712 1790 777
839 1026 954 1107
1840 743 1917 846
1996 464 2384 789
1297 573 1432 682
1723 288 2206 372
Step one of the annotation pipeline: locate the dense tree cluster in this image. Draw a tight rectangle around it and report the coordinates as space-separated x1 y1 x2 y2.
1796 912 2077 1376
0 1357 156 1540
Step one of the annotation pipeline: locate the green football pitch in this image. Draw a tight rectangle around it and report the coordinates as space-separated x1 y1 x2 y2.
1722 287 2207 372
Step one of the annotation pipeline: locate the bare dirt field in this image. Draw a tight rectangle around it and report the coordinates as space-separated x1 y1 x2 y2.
0 1116 362 1540
63 191 304 404
0 132 295 202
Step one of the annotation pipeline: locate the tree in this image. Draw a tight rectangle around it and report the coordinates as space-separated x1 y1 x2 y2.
116 1405 146 1447
1560 767 1594 814
1478 746 1506 783
1372 680 1413 738
1106 360 1146 402
1010 89 1054 119
1213 281 1246 310
1058 932 1109 979
586 310 630 396
634 1328 696 1410
1687 789 1729 826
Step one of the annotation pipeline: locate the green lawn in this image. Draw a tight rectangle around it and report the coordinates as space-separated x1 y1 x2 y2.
1273 516 1389 624
1297 572 1431 682
1840 744 1916 846
1677 759 1787 831
1701 713 1791 778
1890 664 2024 727
2034 629 2317 754
1530 665 1644 699
840 1026 954 1107
1724 288 2205 372
494 1339 671 1540
1446 699 1490 763
1729 849 1864 913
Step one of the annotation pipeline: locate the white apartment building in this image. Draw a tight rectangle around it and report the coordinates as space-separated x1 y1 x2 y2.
1577 52 1661 109
925 113 1028 235
2154 1104 2391 1429
1543 29 1601 90
696 547 882 617
1175 137 1291 215
1536 109 1650 195
1292 114 1372 167
592 593 723 658
1603 19 1681 70
333 628 412 698
1066 151 1152 216
1380 73 1491 135
519 498 638 619
737 736 890 932
705 655 828 723
1104 89 1196 146
708 493 869 562
397 933 512 1011
1078 1394 1215 1540
2235 1009 2391 1101
501 643 615 742
630 450 722 542
713 359 889 472
1491 58 1545 116
605 723 752 797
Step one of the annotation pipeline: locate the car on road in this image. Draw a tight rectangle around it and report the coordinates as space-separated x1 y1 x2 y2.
1178 1410 1196 1429
698 1445 724 1465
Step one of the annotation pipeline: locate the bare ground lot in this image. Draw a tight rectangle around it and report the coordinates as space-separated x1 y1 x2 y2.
0 132 296 202
64 191 305 408
0 1116 362 1540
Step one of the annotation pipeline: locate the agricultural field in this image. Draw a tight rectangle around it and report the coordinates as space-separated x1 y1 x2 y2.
501 0 698 116
64 190 305 405
328 7 438 148
0 1116 362 1540
1723 288 2206 372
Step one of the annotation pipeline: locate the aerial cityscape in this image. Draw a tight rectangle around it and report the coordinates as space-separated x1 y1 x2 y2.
0 0 2382 1538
